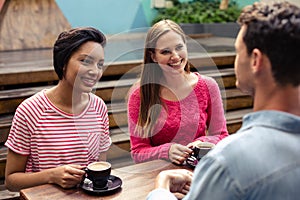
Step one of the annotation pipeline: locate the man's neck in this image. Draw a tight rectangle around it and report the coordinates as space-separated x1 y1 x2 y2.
253 85 300 116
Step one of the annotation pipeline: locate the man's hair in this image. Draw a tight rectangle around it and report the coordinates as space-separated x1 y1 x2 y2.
238 1 300 86
53 27 106 80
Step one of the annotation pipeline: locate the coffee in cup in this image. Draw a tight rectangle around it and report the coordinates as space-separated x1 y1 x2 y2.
85 161 111 190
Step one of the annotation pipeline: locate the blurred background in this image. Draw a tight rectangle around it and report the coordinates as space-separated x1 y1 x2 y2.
55 0 256 35
55 0 300 35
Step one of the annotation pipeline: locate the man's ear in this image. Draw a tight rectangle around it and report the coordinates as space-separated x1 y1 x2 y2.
251 48 263 73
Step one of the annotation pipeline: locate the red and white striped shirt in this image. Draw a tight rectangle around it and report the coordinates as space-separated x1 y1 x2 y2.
5 90 111 172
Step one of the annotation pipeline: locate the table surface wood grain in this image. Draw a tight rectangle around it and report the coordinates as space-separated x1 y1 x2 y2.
20 160 192 200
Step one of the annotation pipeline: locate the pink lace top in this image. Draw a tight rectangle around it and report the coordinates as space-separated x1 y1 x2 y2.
127 73 228 163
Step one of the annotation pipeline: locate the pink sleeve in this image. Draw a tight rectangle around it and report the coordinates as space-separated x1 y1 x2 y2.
196 76 229 144
127 86 171 163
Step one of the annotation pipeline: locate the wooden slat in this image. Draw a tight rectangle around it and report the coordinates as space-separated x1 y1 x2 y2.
99 107 255 147
1 99 249 141
0 115 13 143
0 107 253 181
225 108 253 122
0 79 135 115
106 90 252 129
0 68 238 115
107 144 134 169
0 51 235 86
0 73 252 144
0 146 7 183
225 108 253 133
190 52 235 68
0 87 252 139
0 107 252 179
224 88 253 111
188 33 213 39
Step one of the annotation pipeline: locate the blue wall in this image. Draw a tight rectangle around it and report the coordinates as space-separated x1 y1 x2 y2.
55 0 156 35
56 0 255 35
238 0 255 7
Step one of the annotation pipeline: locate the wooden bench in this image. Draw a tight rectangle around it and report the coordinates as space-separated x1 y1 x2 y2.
0 50 250 147
0 68 252 140
0 50 235 86
0 67 253 171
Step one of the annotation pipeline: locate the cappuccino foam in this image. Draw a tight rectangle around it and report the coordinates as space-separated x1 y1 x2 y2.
88 162 110 171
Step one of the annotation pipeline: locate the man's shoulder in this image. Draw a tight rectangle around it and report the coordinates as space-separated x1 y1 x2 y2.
207 128 263 163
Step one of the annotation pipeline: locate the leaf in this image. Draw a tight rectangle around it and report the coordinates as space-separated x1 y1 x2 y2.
151 0 242 25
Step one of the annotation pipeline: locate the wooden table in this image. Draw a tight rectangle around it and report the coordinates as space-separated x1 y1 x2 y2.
20 160 192 200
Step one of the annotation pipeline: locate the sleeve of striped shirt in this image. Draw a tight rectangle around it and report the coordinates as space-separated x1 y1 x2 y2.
5 103 31 155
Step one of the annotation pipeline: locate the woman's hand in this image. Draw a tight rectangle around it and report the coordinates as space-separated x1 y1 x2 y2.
48 164 85 189
169 143 193 165
5 149 87 191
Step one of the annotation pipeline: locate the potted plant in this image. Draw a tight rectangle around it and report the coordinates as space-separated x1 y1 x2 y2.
152 0 242 37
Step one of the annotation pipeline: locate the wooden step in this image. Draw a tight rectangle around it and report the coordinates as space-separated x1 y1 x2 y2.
106 108 254 159
0 107 253 181
108 107 254 148
0 87 252 143
225 108 253 133
0 68 238 116
0 115 11 144
85 107 255 156
107 88 252 129
107 107 254 148
225 88 253 111
0 51 235 86
0 146 7 178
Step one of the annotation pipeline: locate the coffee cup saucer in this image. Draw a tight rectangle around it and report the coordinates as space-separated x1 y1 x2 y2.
81 175 122 195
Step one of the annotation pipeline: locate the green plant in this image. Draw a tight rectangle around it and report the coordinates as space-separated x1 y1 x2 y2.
152 0 242 25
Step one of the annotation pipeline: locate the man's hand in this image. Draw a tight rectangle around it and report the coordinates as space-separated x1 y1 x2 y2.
155 169 193 198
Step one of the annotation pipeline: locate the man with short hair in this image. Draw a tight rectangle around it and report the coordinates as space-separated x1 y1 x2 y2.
147 1 300 199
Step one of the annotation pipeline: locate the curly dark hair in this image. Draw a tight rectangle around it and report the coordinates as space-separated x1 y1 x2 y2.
238 1 300 86
53 27 106 80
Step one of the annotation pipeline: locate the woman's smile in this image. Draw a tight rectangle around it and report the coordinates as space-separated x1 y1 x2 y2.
81 76 97 87
168 59 183 68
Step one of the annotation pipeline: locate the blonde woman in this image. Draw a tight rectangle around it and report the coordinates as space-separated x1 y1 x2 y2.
127 19 228 164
